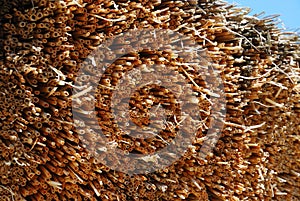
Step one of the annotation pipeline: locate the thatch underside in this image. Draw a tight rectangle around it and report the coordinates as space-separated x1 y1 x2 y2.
0 0 299 200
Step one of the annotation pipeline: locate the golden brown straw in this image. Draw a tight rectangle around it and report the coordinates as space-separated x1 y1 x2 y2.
0 0 299 200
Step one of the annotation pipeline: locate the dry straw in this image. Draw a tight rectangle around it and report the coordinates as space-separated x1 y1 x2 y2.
0 0 299 200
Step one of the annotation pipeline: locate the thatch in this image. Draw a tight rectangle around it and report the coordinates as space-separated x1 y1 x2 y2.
0 0 299 200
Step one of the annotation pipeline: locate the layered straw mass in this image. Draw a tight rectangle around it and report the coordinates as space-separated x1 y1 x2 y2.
0 0 300 200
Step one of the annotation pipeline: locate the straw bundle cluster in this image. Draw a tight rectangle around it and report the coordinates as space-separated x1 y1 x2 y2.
0 0 299 200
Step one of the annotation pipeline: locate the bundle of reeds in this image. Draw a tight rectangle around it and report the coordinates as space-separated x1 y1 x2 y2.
0 0 299 200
